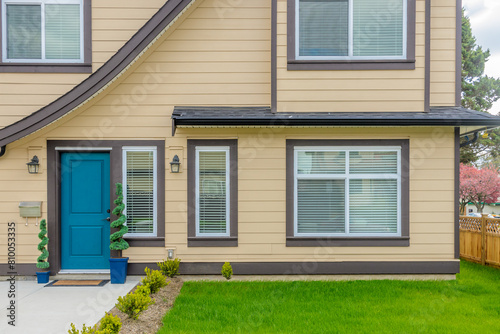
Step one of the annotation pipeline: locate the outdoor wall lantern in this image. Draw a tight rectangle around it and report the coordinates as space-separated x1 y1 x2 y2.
27 155 40 174
167 249 175 259
170 155 180 173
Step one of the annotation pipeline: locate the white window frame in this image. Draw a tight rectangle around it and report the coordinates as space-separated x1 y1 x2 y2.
295 0 407 61
294 146 401 237
195 146 231 237
122 146 158 238
1 0 84 63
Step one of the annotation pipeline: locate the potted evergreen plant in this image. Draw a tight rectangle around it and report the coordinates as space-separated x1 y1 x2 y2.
109 183 130 284
36 219 50 284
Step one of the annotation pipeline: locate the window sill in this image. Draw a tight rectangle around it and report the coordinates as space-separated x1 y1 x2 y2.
286 237 410 247
124 237 165 247
0 63 92 73
287 59 416 71
188 237 238 247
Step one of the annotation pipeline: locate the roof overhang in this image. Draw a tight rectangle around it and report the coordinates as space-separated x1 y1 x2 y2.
171 106 500 136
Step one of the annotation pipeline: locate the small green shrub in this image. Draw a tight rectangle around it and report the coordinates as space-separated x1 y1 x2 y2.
221 262 233 280
116 290 154 320
68 323 96 334
98 313 121 334
135 283 151 296
157 258 181 278
141 267 168 294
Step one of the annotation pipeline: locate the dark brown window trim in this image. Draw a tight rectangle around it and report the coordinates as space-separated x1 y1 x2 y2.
287 0 416 71
0 0 92 73
187 139 238 247
47 140 165 273
286 139 410 247
0 260 460 276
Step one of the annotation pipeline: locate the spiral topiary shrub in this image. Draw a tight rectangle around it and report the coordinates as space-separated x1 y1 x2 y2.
110 183 129 257
36 219 49 270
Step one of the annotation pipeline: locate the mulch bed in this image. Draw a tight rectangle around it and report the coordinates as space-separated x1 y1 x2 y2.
100 277 183 334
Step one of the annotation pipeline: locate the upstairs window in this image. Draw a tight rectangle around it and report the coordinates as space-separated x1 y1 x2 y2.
297 0 406 60
1 0 89 66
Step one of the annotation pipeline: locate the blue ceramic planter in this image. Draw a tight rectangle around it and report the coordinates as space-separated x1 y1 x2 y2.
36 271 50 284
109 257 129 284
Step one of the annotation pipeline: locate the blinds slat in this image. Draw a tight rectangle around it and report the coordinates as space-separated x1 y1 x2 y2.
6 5 42 59
353 0 404 56
198 151 228 234
125 150 155 234
349 151 398 174
299 0 348 57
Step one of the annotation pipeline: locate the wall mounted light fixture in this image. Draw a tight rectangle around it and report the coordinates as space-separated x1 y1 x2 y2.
27 155 40 174
170 155 180 173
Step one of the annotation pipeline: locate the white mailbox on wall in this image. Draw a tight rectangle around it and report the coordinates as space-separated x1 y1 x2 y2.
19 201 42 218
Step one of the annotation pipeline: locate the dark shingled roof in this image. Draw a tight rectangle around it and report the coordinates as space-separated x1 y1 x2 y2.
171 106 500 134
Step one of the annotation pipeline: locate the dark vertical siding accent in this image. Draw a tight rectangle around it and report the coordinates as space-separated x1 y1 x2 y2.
456 0 462 106
271 0 277 113
455 127 460 259
424 0 431 112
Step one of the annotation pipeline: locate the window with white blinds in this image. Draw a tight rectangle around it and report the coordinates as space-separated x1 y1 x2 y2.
297 0 406 60
196 147 230 237
294 147 401 237
2 0 83 62
123 147 157 236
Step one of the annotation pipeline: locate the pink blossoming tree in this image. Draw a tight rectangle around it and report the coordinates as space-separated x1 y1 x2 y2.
460 163 500 214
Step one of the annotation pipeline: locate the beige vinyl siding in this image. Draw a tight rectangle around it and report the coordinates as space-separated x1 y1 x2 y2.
0 0 457 265
0 0 167 129
429 0 458 106
276 0 427 112
0 126 456 263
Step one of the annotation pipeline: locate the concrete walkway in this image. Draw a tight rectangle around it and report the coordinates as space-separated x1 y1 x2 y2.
0 277 140 334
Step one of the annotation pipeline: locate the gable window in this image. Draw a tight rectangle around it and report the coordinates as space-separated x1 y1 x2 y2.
0 0 91 72
288 0 415 70
187 140 238 247
286 140 409 247
123 147 157 237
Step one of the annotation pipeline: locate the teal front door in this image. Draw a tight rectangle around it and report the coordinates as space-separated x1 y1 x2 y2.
61 152 111 269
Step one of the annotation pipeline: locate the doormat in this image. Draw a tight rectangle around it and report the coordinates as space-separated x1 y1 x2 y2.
45 280 109 287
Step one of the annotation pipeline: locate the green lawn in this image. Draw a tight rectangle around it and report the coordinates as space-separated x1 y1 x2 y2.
159 260 500 333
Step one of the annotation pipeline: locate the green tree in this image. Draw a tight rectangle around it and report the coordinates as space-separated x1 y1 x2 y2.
460 10 500 166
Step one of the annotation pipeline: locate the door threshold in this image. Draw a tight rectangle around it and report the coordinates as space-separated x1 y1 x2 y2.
58 269 110 274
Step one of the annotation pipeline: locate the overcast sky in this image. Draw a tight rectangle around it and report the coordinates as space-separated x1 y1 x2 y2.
462 0 500 114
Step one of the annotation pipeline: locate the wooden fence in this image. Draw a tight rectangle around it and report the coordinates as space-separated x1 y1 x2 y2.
459 215 500 268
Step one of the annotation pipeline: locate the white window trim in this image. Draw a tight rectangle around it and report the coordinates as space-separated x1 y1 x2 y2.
195 146 231 237
295 0 407 61
1 0 84 63
293 146 402 237
122 146 157 238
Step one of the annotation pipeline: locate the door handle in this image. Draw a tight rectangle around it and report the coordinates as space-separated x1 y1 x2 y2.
102 217 110 222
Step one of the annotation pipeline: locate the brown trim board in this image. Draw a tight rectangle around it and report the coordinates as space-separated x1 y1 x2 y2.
47 140 165 273
287 0 416 71
187 139 238 247
1 261 460 276
456 0 462 106
424 0 431 112
0 0 92 73
0 0 194 147
454 127 460 259
271 0 277 112
286 139 410 247
115 261 461 275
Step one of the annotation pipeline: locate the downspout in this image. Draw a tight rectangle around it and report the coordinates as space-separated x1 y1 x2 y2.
0 145 5 157
460 132 479 148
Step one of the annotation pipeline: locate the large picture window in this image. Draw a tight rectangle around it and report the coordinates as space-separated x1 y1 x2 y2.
123 147 157 237
295 147 400 236
297 0 406 60
286 140 409 247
